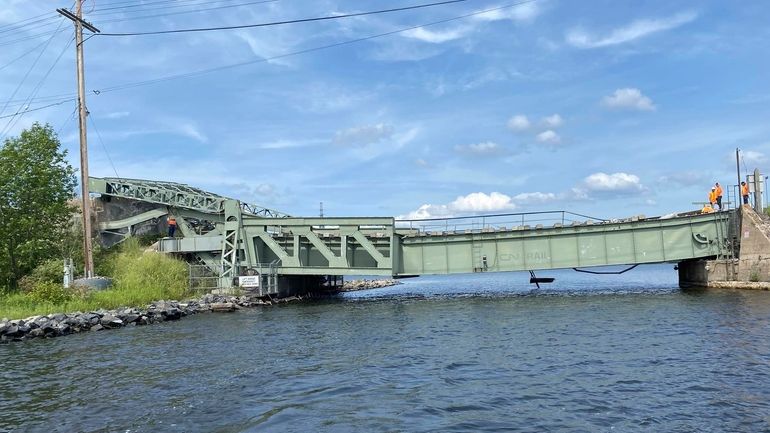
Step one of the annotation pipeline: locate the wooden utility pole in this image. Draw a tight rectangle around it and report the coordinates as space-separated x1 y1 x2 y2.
57 2 100 278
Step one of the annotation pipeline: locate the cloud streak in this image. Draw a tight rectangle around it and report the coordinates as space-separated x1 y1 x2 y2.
566 11 698 49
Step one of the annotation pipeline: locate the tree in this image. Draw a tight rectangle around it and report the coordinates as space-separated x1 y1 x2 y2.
0 123 77 289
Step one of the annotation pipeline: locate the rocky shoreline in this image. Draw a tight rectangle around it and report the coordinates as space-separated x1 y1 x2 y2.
0 294 293 343
340 279 402 292
1 280 404 343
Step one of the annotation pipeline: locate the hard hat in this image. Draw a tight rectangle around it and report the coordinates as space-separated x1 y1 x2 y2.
711 187 715 190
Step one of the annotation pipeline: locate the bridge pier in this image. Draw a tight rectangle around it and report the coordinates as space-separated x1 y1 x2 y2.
679 206 770 290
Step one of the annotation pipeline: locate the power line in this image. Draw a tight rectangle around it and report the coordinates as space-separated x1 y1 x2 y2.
0 17 66 119
0 99 76 120
0 15 60 36
0 29 70 48
57 105 78 135
0 12 58 32
88 0 260 15
92 0 538 94
88 114 121 179
92 0 278 24
0 39 52 72
96 0 471 36
1 35 75 140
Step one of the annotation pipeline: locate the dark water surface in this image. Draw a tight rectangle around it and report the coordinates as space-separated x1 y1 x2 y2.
2 265 770 432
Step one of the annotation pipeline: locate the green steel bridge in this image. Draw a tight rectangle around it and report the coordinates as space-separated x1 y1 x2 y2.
89 177 735 294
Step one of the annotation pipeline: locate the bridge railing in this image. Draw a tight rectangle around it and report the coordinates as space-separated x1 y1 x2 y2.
395 210 612 234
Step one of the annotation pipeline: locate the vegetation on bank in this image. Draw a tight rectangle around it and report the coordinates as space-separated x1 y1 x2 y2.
0 124 189 320
0 239 188 319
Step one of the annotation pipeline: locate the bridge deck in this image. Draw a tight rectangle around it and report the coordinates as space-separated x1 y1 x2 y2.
396 211 732 276
89 176 735 283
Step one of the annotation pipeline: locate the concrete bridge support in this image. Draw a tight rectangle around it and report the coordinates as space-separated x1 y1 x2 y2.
679 206 770 289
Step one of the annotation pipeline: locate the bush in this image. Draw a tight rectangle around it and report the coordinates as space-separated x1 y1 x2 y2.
28 281 72 304
0 238 190 319
18 259 64 293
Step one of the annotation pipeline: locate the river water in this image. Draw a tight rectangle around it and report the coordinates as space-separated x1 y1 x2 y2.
2 265 770 432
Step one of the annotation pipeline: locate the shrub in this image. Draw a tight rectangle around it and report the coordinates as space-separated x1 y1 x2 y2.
27 281 72 304
19 259 64 293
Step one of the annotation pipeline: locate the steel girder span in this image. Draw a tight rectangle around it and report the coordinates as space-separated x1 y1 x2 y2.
396 211 732 276
89 176 732 279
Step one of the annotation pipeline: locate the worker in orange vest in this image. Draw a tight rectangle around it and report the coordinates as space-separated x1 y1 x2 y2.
714 182 723 210
167 216 178 237
708 187 717 209
741 181 750 205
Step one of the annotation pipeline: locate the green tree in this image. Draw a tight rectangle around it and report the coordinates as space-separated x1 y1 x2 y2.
0 123 77 289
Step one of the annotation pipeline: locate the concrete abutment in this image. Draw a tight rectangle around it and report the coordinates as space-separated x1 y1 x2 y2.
679 206 770 290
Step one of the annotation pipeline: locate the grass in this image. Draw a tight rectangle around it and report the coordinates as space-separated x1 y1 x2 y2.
0 239 189 320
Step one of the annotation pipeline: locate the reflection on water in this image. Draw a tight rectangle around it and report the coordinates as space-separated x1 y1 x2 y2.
2 265 770 432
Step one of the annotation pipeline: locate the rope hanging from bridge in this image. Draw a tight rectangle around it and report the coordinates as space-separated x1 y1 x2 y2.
572 264 639 275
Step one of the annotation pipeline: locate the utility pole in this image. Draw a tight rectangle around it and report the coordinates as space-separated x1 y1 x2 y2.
57 2 100 278
736 148 741 195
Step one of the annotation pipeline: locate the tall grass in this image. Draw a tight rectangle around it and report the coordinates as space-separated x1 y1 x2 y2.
0 239 189 320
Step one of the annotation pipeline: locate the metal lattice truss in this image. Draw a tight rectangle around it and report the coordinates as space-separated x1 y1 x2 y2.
90 175 733 290
89 177 289 218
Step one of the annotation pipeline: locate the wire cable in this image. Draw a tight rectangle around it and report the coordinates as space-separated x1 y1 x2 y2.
1 36 75 140
0 99 76 120
57 105 79 135
96 0 471 36
0 39 52 72
88 114 121 179
92 0 537 94
0 18 65 119
93 0 278 24
88 0 260 15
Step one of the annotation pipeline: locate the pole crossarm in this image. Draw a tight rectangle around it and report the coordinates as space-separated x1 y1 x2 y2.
88 176 289 217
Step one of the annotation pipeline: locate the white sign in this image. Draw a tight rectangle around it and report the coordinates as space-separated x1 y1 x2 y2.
238 275 260 288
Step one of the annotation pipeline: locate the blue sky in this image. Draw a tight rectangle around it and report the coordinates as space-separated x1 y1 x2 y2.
1 0 769 219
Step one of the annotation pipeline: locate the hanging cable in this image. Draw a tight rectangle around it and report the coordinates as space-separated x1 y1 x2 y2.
88 0 264 15
0 17 66 119
0 35 75 140
0 99 76 121
88 114 121 179
96 0 472 36
57 105 79 135
92 0 538 93
93 0 278 24
0 39 52 72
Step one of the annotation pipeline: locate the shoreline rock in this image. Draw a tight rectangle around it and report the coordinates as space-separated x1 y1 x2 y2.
339 279 402 292
0 293 299 344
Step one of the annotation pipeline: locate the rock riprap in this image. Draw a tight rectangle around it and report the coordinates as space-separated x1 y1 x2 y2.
0 294 271 343
340 279 402 292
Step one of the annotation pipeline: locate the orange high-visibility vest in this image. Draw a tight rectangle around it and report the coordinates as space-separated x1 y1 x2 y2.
715 185 723 197
742 184 749 196
168 217 177 226
709 191 716 204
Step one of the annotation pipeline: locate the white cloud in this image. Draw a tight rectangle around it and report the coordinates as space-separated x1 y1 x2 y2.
536 130 561 145
657 171 706 186
513 192 557 204
402 27 467 44
507 115 530 132
602 88 656 111
400 191 515 219
474 3 541 23
415 158 429 167
742 150 767 166
103 111 130 119
541 114 563 128
584 172 644 192
333 123 394 146
451 192 515 212
454 141 501 155
566 11 698 49
175 123 208 143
